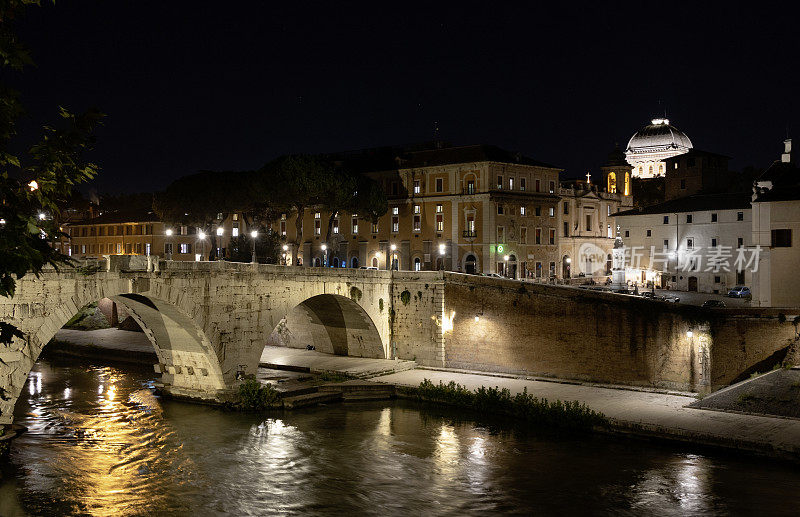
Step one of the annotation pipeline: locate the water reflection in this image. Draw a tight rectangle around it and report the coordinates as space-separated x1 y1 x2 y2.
4 357 800 516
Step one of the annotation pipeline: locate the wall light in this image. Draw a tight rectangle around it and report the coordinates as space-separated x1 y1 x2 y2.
250 230 258 238
390 244 397 251
474 315 480 322
165 228 173 236
282 244 289 251
686 330 693 338
28 180 39 191
321 244 327 251
216 227 224 236
198 231 206 239
439 243 446 255
503 255 510 262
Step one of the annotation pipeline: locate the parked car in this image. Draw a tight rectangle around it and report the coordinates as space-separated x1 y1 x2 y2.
484 273 503 278
661 295 680 303
702 299 726 308
640 291 656 299
359 266 378 270
727 286 751 298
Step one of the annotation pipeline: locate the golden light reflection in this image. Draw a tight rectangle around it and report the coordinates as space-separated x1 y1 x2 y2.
434 424 460 474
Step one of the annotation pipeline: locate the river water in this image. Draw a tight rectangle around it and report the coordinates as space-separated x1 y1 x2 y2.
1 356 799 516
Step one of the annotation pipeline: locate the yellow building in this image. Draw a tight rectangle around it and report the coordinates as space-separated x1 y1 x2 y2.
58 208 249 262
273 144 564 278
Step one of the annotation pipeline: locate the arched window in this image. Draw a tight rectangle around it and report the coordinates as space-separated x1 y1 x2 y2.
313 257 320 267
465 254 477 274
648 165 653 176
624 173 631 196
659 163 665 175
372 257 378 268
332 257 339 268
607 172 617 193
351 257 359 268
414 257 421 271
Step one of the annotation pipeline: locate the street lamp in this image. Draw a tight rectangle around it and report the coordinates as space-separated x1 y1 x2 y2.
38 212 46 220
282 244 289 265
250 230 258 263
197 231 206 261
321 243 327 267
504 254 509 278
389 244 397 270
165 228 173 260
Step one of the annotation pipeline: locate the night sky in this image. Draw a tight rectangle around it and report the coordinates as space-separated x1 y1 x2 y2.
10 2 800 193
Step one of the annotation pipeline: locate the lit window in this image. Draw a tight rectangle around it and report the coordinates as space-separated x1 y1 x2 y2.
520 206 526 216
414 205 420 214
280 220 286 236
333 219 339 234
392 207 399 215
352 216 358 234
413 215 421 232
392 216 399 233
372 222 379 233
509 177 514 190
497 176 503 189
414 180 420 194
180 243 190 254
232 227 239 237
315 212 321 219
314 220 321 235
549 207 555 217
436 204 443 213
520 178 526 191
436 213 443 232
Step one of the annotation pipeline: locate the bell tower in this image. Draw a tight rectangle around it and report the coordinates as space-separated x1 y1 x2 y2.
602 144 632 200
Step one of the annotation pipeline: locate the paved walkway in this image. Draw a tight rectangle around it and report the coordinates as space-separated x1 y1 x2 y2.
53 328 154 354
376 369 800 459
260 346 416 378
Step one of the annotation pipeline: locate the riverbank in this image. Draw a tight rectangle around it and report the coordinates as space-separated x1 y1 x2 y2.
46 329 156 365
44 331 800 462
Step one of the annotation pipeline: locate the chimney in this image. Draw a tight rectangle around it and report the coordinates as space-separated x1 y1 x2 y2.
782 138 792 163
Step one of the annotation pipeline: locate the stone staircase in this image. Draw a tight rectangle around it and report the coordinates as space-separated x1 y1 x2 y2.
279 380 396 409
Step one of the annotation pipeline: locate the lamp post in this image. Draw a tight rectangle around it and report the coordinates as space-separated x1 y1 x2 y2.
321 243 327 267
375 251 382 269
282 244 289 265
197 231 206 261
390 243 397 270
165 228 173 260
503 254 510 278
215 227 224 261
438 243 446 271
250 230 258 263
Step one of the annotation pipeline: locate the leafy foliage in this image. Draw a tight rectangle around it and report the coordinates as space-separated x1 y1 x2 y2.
237 379 281 410
226 231 283 263
0 0 104 346
415 379 607 431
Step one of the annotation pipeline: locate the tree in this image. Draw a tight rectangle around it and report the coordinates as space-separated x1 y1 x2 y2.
227 230 283 264
0 1 104 347
256 155 328 264
153 170 243 259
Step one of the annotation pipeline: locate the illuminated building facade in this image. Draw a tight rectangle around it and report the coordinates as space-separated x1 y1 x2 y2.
274 144 565 278
625 118 693 179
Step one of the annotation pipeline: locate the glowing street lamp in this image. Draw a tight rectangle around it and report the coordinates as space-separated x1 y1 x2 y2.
282 244 289 265
165 228 173 260
197 231 207 261
38 212 46 220
216 227 224 236
250 230 258 263
321 243 328 267
28 180 39 191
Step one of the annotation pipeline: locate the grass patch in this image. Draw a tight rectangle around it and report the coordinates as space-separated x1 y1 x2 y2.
237 379 281 410
414 379 607 431
737 392 757 403
318 371 350 383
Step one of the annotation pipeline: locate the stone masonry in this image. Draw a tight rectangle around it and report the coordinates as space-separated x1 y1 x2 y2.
1 260 796 424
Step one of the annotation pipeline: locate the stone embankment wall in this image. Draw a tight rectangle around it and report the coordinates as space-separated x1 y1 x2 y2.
429 273 799 392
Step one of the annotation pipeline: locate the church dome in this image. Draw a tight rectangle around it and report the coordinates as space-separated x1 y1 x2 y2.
626 118 693 154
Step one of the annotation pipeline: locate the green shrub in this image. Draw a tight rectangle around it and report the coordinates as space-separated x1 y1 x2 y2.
318 371 350 383
415 379 607 431
238 379 281 410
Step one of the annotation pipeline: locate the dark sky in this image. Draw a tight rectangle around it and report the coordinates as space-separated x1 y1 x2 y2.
10 2 800 193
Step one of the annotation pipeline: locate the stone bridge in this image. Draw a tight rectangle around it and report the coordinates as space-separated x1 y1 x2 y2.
2 260 798 424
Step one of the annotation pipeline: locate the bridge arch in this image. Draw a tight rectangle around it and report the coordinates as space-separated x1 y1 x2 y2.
1 276 227 425
267 293 385 359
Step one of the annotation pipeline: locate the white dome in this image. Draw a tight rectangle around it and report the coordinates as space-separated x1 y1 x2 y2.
626 118 693 154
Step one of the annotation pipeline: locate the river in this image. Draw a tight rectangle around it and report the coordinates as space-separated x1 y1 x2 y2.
1 356 798 516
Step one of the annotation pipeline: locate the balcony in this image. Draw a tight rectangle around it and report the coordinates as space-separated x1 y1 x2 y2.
462 230 477 239
461 186 477 195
